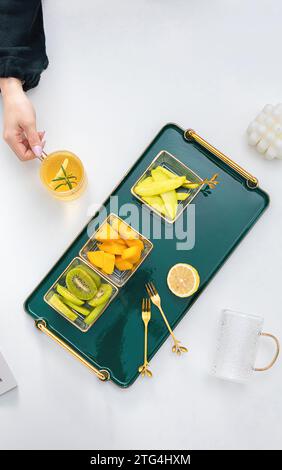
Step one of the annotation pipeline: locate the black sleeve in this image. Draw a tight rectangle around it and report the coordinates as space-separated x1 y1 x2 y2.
0 0 48 91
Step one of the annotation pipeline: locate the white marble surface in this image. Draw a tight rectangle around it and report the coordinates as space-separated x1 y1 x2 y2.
0 0 282 450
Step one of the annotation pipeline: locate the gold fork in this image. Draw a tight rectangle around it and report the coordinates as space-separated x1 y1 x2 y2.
145 282 188 355
138 298 153 377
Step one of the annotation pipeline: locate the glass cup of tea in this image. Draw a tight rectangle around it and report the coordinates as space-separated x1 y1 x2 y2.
212 309 280 383
39 150 87 200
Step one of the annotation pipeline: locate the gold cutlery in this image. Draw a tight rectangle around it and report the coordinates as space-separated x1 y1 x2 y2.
145 282 188 355
138 298 153 377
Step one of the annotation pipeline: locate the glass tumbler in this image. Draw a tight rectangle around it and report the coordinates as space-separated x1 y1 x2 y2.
212 309 280 382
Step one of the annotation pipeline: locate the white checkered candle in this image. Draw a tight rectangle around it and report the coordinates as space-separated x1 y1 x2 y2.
247 104 282 160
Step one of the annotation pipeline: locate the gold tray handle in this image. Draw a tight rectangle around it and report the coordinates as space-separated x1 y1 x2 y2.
184 129 259 189
35 319 110 382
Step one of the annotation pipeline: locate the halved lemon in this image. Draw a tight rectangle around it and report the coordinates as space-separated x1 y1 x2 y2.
167 263 200 297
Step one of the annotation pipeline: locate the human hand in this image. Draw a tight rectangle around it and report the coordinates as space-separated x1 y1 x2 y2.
0 77 45 161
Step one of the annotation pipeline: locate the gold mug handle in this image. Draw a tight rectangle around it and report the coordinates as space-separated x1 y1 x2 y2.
37 150 48 162
254 332 280 372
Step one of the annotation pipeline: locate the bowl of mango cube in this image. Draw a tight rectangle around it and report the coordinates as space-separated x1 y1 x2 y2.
80 214 153 287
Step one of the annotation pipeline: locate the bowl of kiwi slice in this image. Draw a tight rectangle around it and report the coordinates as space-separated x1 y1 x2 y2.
44 258 118 332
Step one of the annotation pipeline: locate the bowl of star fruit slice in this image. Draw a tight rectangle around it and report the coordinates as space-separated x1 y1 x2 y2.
131 150 219 223
80 214 153 287
44 258 118 332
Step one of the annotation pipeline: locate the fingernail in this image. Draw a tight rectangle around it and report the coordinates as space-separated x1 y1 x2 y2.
32 145 43 157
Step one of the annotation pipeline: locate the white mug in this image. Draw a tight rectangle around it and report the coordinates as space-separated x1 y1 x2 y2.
212 309 280 382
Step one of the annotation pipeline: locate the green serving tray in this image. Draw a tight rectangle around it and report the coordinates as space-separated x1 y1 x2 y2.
25 123 269 387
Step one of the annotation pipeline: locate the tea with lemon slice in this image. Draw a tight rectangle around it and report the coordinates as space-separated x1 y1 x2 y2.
40 150 86 200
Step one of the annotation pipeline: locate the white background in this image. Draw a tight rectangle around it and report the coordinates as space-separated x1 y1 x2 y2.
0 0 281 450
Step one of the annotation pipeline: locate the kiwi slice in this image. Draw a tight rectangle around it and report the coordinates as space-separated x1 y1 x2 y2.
81 264 102 288
63 299 90 316
49 294 78 321
66 267 97 300
88 283 113 307
84 301 107 326
56 284 84 306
